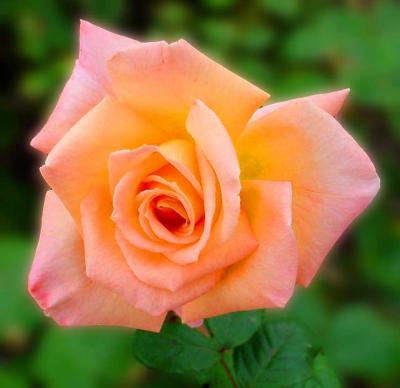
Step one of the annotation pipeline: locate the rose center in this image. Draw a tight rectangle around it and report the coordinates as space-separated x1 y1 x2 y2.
153 197 187 230
154 207 186 229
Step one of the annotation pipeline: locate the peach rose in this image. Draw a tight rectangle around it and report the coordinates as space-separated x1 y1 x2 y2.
29 21 379 332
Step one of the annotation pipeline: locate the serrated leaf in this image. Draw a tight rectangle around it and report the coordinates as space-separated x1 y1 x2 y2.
206 310 263 349
133 320 220 374
233 320 313 387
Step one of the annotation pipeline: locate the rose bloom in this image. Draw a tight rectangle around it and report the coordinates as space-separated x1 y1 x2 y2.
29 21 379 332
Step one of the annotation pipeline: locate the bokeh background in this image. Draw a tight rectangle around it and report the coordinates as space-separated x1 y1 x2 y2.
0 0 399 387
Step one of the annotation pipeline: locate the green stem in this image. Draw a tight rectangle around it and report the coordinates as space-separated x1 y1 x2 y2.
201 323 238 388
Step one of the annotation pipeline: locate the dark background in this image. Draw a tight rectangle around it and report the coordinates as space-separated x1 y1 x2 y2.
0 0 399 387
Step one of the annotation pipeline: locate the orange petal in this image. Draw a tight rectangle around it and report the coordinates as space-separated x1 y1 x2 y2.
80 186 220 316
139 182 202 244
163 148 217 264
147 164 204 223
108 40 268 139
186 100 241 244
110 143 207 258
41 96 167 223
238 99 380 286
250 88 350 124
108 140 202 195
28 191 165 331
136 187 198 244
181 180 298 321
111 144 216 264
117 210 258 291
113 171 183 254
31 21 138 153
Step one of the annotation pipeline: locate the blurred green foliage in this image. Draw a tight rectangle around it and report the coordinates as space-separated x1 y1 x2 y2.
0 0 399 387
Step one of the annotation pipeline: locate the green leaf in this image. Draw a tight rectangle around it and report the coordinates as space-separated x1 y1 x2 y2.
206 310 263 349
133 320 220 374
295 354 341 388
311 354 341 387
196 355 235 388
233 320 313 387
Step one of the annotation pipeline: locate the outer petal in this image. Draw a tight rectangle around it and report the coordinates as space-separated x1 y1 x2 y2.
41 96 167 222
108 40 268 139
181 180 298 321
31 62 104 153
238 100 380 286
31 21 138 153
186 100 241 243
28 191 165 331
80 186 221 316
79 20 138 91
250 88 350 124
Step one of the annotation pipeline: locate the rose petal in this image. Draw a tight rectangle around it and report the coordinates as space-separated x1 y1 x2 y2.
79 20 138 91
111 145 217 264
187 320 204 328
28 191 165 331
41 96 167 223
238 99 380 286
109 140 202 196
136 188 199 244
81 186 221 316
31 62 104 153
186 99 241 243
163 148 217 264
113 170 182 254
111 145 202 253
31 21 138 153
108 40 268 139
250 88 350 124
181 180 298 321
111 149 203 247
117 209 258 292
147 164 204 223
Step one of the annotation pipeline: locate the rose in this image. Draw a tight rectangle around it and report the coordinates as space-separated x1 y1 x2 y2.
29 21 379 332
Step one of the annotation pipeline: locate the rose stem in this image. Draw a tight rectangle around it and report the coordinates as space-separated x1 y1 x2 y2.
200 322 238 388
